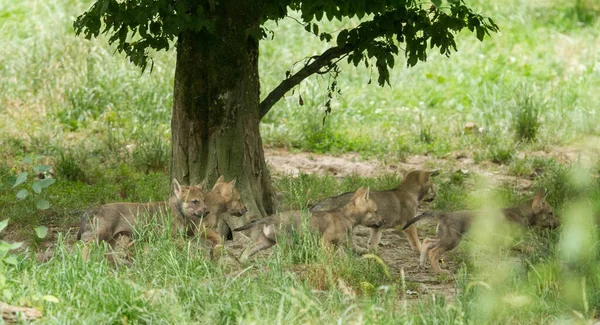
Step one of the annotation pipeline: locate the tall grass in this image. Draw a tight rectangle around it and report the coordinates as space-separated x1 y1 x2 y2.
1 168 599 322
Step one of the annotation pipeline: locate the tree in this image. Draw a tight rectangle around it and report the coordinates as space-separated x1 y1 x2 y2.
74 0 498 220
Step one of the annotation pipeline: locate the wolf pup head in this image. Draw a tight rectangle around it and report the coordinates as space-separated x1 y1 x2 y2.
404 170 440 202
529 189 559 229
173 178 209 218
212 176 247 217
350 186 383 228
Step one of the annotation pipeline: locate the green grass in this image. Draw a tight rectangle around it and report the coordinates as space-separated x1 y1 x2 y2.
2 163 600 322
2 0 600 322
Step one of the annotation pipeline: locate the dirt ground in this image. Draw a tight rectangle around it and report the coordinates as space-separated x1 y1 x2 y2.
33 142 600 300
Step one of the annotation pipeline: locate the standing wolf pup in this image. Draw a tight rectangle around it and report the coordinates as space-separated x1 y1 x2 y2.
234 186 382 262
402 189 559 274
310 170 439 252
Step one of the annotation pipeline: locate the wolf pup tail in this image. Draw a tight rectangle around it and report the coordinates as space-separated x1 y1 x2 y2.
233 218 265 232
402 211 440 230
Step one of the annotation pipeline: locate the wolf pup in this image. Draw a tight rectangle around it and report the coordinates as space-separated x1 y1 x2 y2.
189 176 247 249
402 189 559 274
234 186 382 262
78 179 217 249
310 170 439 252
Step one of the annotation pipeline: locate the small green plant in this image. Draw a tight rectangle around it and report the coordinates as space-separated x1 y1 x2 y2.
0 220 50 301
473 133 516 165
133 137 170 173
574 0 599 24
432 173 470 211
513 93 542 143
55 151 86 182
0 219 22 273
419 115 435 144
489 143 515 165
2 156 56 211
509 157 558 178
509 158 535 178
535 163 584 208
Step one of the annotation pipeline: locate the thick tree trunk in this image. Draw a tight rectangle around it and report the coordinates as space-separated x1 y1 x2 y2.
171 3 275 226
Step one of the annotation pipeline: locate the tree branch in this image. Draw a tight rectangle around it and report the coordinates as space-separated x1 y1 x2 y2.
258 4 498 120
259 9 400 120
259 44 354 120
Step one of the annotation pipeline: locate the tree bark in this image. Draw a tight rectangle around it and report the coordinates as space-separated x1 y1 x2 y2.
171 2 275 225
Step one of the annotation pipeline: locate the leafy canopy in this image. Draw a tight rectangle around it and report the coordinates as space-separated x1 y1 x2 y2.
75 0 498 86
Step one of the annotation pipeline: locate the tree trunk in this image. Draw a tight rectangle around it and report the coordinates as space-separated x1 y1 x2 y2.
171 3 275 226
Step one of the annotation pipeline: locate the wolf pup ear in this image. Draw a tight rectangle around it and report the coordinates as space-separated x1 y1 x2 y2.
212 175 226 189
220 179 235 198
531 193 545 214
229 178 237 187
364 187 370 201
351 186 366 202
541 189 549 201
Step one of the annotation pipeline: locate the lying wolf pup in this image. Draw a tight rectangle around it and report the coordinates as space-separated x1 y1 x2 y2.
310 170 439 252
234 186 382 262
402 189 559 274
189 176 247 249
78 179 209 248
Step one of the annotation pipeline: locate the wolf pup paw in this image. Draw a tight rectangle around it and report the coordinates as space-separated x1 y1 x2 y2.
210 244 225 260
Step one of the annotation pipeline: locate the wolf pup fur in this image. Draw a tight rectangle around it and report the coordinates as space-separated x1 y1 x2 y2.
310 170 439 252
402 189 559 274
78 179 215 248
235 186 382 262
190 176 248 248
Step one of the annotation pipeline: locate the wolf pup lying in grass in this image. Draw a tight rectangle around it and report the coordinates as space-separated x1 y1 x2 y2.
310 170 439 252
234 186 382 262
192 176 247 250
402 189 559 274
78 176 246 260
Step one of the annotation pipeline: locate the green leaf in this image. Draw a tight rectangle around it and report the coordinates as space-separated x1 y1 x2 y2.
12 172 28 188
432 0 442 7
42 295 60 303
16 189 28 200
336 29 348 46
37 178 56 189
4 255 18 266
33 165 52 173
32 182 42 194
0 219 8 233
8 242 23 250
22 156 33 164
315 10 323 21
36 199 50 210
476 26 484 41
35 226 48 239
0 241 23 252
